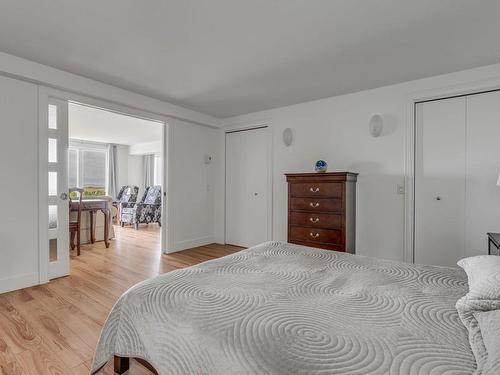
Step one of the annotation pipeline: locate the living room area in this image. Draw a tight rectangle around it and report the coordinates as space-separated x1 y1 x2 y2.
65 102 164 258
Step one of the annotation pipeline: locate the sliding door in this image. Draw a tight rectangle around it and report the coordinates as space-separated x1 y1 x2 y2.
42 97 70 279
415 97 467 266
415 90 500 266
465 91 500 257
0 76 38 293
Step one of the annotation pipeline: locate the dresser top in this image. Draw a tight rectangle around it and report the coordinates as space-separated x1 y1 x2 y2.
285 172 358 182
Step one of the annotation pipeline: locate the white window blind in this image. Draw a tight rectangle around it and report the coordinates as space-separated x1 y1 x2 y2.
81 150 106 188
68 140 108 196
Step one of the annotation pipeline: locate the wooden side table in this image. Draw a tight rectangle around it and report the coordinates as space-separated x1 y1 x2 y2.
70 198 111 248
487 232 500 255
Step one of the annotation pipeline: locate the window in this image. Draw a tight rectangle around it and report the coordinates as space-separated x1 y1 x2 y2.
68 141 108 197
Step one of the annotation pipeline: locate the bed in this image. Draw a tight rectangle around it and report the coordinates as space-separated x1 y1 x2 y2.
92 241 481 375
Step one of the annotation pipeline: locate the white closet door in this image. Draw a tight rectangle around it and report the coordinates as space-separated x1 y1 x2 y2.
465 92 500 257
415 98 466 266
225 128 269 247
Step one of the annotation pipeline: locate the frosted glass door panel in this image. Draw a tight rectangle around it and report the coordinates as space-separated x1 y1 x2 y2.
46 97 69 279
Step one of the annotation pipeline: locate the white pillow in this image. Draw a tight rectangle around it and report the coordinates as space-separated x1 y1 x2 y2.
457 255 500 300
474 309 500 374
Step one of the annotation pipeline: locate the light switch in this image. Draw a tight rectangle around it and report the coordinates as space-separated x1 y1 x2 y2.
397 184 405 195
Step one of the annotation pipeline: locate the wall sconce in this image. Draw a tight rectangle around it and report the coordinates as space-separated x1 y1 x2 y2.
369 114 384 137
283 128 294 146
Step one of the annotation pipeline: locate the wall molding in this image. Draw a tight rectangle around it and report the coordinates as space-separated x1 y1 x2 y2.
170 236 215 253
0 273 40 294
0 52 221 128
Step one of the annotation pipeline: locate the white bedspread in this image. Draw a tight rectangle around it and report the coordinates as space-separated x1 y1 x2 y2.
92 241 476 374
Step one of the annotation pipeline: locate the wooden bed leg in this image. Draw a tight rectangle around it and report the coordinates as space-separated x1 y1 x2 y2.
114 356 130 374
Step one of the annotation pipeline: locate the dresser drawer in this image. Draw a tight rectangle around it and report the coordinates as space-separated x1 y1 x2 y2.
289 212 342 229
289 197 342 212
289 226 342 244
289 182 342 198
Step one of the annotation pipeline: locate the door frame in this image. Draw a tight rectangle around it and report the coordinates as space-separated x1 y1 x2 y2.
404 78 500 263
38 86 173 284
224 122 273 246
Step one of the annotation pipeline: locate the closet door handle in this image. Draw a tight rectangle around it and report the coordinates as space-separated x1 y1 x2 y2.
309 202 320 208
310 187 320 193
309 217 320 223
309 232 320 238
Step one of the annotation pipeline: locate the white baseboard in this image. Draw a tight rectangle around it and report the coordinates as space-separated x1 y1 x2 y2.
168 236 214 253
0 272 39 294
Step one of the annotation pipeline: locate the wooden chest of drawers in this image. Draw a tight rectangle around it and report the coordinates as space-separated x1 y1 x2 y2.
285 172 357 253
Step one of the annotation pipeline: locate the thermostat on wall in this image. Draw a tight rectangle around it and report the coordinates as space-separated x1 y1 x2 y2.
204 155 213 164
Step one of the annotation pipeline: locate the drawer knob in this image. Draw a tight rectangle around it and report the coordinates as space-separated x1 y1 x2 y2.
310 187 320 193
310 232 320 238
309 217 320 223
309 202 320 208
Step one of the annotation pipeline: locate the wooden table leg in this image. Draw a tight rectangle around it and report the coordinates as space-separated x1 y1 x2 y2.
76 222 81 256
102 208 110 248
90 210 95 244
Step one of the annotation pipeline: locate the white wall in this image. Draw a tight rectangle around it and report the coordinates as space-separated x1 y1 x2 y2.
128 155 145 196
220 62 500 261
0 52 220 127
115 144 130 190
129 141 162 156
169 119 219 251
0 76 38 293
128 141 163 197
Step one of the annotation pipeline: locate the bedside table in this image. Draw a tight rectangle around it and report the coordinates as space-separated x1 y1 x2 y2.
487 233 500 255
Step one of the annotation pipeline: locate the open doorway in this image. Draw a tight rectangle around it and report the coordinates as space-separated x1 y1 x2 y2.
66 102 165 258
39 87 170 283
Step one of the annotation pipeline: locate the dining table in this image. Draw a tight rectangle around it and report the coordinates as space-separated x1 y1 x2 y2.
70 198 111 248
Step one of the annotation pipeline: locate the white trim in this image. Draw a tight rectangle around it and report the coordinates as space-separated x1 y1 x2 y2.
163 117 174 253
0 52 220 128
0 273 40 294
170 236 215 253
223 118 272 133
404 77 500 263
69 139 109 149
223 122 274 245
38 86 49 284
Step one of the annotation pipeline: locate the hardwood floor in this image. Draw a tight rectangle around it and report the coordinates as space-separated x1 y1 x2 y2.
0 225 242 375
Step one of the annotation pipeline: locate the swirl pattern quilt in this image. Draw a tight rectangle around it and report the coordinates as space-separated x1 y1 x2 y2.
92 241 475 374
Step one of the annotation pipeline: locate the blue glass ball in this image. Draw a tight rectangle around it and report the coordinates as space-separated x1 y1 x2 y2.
314 160 328 173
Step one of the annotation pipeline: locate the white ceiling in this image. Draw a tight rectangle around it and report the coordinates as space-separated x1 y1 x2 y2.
68 103 162 145
1 1 500 118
